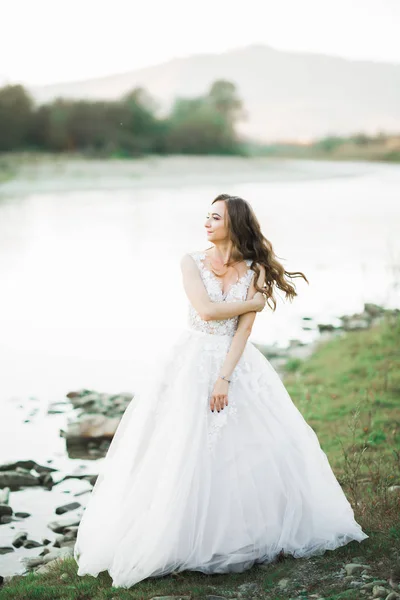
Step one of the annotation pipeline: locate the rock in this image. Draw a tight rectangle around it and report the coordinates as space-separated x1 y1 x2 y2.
0 504 12 517
62 530 78 542
23 539 43 549
55 502 81 515
34 562 56 574
14 511 31 518
373 586 389 598
386 593 400 600
277 578 290 588
149 597 191 600
0 460 56 474
47 516 81 533
63 413 121 441
53 534 65 548
65 390 133 416
0 547 14 554
58 539 75 549
349 580 364 588
362 581 388 590
38 473 54 489
318 323 336 332
23 546 74 570
389 565 400 589
0 515 14 524
60 573 70 581
12 531 28 548
342 316 371 330
345 563 371 576
237 582 258 597
0 471 41 491
24 556 44 568
388 486 400 493
0 487 10 504
63 526 79 535
88 448 103 457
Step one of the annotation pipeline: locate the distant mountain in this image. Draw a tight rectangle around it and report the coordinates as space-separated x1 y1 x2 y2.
29 44 400 142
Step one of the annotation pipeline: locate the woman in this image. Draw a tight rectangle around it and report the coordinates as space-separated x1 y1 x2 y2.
74 193 368 589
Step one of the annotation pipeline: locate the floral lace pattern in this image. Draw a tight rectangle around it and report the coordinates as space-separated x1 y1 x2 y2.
187 251 255 337
185 251 256 452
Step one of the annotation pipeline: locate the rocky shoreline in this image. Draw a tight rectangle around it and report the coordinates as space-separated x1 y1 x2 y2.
0 302 398 587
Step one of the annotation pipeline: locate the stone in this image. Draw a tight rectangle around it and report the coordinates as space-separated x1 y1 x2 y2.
0 547 14 554
0 487 10 504
63 413 121 441
0 504 12 517
0 471 40 491
0 460 56 474
55 502 81 515
47 516 81 533
0 515 13 524
12 531 28 548
362 581 387 590
345 563 370 576
372 586 389 598
237 582 258 597
23 539 43 549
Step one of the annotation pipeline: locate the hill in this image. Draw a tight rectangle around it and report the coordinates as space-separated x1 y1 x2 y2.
30 44 400 142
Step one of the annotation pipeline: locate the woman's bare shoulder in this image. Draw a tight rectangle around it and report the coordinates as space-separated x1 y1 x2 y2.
180 250 203 270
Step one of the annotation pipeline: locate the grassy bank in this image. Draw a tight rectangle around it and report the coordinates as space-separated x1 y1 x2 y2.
254 134 400 163
1 314 399 599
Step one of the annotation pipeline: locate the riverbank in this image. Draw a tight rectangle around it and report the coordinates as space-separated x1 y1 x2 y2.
1 310 399 599
0 152 379 197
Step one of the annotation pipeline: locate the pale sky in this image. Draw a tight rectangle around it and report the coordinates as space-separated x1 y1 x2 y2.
2 0 400 86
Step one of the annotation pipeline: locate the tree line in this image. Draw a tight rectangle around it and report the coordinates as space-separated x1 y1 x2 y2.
0 80 246 156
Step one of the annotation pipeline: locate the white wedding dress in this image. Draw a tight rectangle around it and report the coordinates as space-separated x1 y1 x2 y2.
74 250 368 588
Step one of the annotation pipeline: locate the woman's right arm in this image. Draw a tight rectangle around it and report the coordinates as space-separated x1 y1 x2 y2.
180 254 264 321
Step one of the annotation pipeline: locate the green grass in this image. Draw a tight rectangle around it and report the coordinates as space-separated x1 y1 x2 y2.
1 313 399 599
284 313 400 467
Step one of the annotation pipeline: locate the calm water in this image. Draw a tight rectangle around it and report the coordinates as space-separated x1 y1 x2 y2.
0 157 399 576
0 158 399 418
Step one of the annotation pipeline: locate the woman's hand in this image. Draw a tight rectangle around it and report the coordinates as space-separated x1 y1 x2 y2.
252 291 266 312
210 378 229 412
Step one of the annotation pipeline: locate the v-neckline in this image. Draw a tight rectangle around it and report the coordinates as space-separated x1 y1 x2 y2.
199 251 251 299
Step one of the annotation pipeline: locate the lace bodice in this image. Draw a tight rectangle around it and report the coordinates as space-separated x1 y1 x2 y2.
187 250 255 336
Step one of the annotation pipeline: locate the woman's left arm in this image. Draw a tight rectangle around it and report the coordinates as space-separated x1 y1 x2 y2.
209 265 266 413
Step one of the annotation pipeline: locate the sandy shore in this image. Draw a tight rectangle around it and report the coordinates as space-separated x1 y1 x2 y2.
0 153 373 197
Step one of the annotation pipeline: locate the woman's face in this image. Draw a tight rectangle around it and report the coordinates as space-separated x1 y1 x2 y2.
205 200 228 242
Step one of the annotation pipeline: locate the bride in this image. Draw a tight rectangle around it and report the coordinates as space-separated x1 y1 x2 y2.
74 193 368 588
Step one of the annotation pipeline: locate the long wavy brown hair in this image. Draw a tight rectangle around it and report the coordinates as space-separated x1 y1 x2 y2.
210 193 309 311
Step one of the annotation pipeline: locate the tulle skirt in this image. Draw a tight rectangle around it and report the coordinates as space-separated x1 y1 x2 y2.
73 327 368 588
